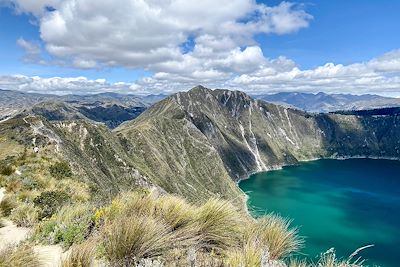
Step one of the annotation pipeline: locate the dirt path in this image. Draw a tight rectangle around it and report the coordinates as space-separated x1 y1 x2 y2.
0 187 64 266
0 188 31 250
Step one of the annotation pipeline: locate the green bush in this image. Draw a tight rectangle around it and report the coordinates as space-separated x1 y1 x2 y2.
33 203 94 248
55 223 89 247
0 164 14 176
49 161 73 179
33 190 70 219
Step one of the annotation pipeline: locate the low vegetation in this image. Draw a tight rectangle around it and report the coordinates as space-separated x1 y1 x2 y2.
9 202 39 227
0 244 41 267
49 161 73 179
0 142 372 266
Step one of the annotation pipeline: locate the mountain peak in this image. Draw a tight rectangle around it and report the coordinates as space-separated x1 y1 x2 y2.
188 85 211 93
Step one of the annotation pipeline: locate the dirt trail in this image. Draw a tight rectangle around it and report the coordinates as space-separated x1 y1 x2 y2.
0 187 64 266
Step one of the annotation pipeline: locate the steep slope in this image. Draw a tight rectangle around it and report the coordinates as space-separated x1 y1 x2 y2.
117 86 400 184
0 114 149 200
254 91 400 112
2 86 399 205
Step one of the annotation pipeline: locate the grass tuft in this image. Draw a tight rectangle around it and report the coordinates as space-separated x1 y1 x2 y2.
102 214 173 265
194 198 244 252
61 242 96 267
10 202 39 227
245 214 304 260
0 195 17 216
0 244 41 267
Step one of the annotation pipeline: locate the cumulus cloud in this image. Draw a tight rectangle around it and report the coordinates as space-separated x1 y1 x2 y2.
2 1 400 96
0 75 138 95
4 0 312 70
1 49 400 96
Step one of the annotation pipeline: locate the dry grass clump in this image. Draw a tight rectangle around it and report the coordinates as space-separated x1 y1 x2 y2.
102 215 173 265
316 246 373 267
194 198 245 252
97 191 305 265
61 242 96 267
10 202 39 227
0 195 17 216
153 194 195 230
225 241 262 267
244 214 304 260
0 244 41 267
28 189 368 266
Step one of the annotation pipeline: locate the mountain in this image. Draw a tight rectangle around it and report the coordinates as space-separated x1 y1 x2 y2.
253 91 400 112
0 89 149 128
117 86 400 184
1 86 400 204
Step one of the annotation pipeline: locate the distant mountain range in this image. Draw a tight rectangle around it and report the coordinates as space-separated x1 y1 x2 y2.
253 92 400 112
0 89 167 128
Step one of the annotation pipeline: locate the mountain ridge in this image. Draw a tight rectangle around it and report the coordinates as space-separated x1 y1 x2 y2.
1 86 399 204
253 91 400 112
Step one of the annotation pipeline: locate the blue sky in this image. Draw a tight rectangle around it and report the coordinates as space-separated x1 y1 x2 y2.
257 0 400 68
0 0 399 95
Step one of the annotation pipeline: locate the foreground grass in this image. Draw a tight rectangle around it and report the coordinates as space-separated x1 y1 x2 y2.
30 190 304 266
0 244 41 267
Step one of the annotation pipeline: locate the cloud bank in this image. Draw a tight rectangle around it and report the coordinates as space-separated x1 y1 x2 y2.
1 0 400 96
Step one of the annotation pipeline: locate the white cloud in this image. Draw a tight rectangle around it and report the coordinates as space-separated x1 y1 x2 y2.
16 38 43 63
0 75 139 95
1 48 399 97
2 1 400 96
4 0 312 70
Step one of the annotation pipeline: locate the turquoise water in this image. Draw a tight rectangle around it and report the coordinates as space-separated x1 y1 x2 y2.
239 159 400 267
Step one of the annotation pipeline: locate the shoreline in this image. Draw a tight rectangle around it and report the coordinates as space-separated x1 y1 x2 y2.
235 154 400 216
236 154 400 187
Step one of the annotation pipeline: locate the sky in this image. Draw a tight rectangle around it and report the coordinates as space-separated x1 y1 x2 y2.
0 0 400 96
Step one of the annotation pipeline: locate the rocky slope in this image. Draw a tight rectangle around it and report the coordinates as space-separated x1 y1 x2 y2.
1 86 399 204
118 86 400 183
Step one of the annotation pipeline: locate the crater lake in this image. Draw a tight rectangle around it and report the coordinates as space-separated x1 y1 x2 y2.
239 159 400 267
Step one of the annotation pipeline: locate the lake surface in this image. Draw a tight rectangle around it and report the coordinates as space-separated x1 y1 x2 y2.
239 159 400 267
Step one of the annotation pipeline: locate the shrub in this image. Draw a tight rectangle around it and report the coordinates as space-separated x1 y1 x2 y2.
33 190 70 219
61 242 96 267
244 214 303 260
0 244 41 267
10 202 39 227
0 164 14 176
33 203 94 247
49 161 73 179
55 224 88 248
21 176 40 190
0 195 17 216
32 220 58 243
102 215 174 265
